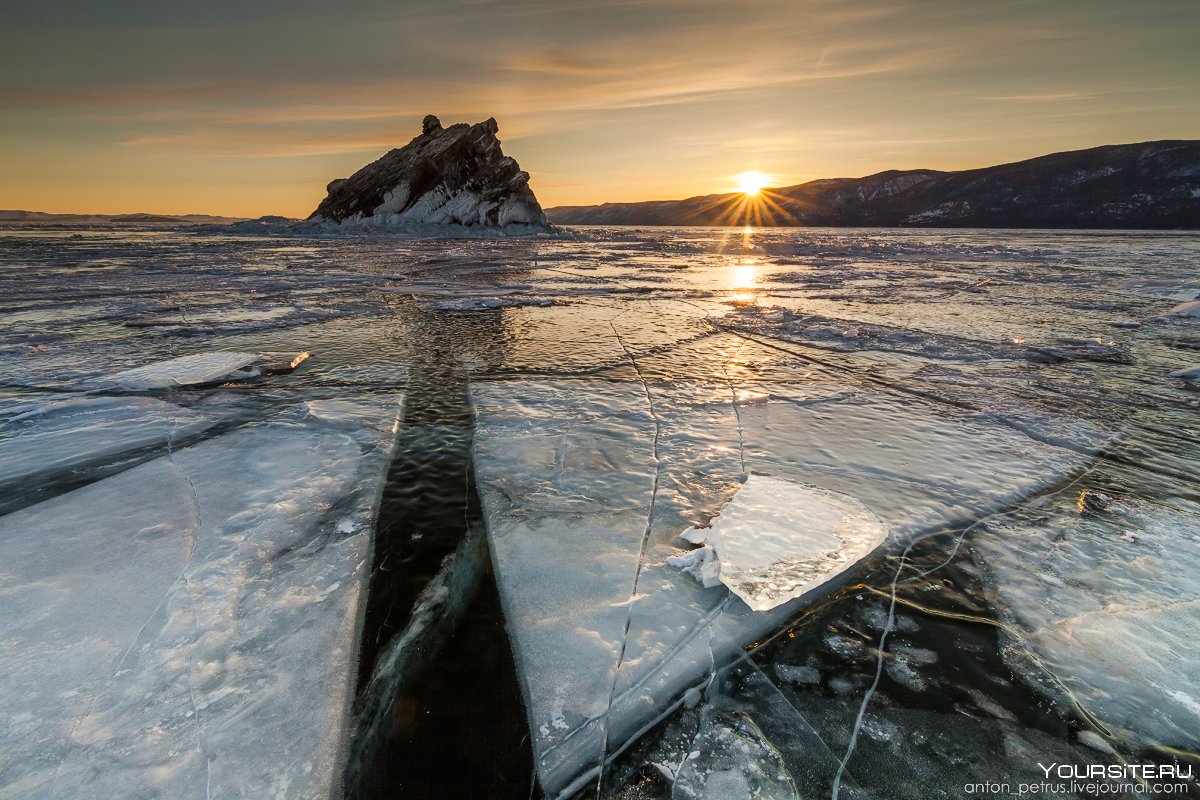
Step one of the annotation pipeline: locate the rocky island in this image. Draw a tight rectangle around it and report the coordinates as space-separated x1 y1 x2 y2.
309 115 547 228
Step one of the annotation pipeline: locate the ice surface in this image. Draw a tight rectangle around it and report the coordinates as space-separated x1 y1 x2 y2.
100 351 261 389
471 378 1103 797
4 222 1195 798
677 475 889 612
0 396 220 493
973 495 1200 748
426 296 555 312
1026 337 1133 364
0 394 403 798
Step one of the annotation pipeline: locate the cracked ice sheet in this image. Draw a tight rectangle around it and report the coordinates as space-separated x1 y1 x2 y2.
0 393 403 799
470 378 1108 798
973 495 1200 748
0 396 221 494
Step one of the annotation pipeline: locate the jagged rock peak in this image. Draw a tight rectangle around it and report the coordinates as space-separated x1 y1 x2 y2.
309 115 547 227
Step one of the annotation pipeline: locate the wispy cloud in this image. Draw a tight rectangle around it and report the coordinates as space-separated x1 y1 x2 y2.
0 0 1195 213
983 91 1102 103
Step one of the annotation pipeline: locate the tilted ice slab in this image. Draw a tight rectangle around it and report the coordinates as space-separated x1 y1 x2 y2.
93 351 311 390
973 495 1200 748
0 396 220 493
470 379 1106 798
675 475 889 612
100 351 262 389
0 394 403 798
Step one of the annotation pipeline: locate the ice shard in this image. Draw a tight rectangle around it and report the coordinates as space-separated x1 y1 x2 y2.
676 475 889 612
470 378 1106 797
0 394 403 798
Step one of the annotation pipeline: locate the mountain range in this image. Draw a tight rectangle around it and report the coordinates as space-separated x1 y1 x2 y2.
0 211 248 227
546 140 1200 229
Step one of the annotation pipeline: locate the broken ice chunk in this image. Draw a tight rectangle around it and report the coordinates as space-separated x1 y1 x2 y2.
471 379 1101 798
101 351 261 389
683 475 889 612
427 296 554 311
667 544 722 588
670 704 799 800
1162 299 1200 317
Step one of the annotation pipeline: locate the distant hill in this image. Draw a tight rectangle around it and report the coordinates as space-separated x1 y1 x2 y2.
0 210 248 227
547 140 1200 229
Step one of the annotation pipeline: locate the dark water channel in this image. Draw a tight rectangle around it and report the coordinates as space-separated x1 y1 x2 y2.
346 307 536 799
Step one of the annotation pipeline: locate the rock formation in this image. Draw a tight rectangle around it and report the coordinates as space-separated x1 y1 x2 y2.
310 115 547 227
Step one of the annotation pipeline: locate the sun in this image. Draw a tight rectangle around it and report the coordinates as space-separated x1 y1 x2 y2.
735 171 769 196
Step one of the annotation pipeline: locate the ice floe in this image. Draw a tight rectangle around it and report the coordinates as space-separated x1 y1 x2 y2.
0 394 403 798
1025 337 1134 364
471 378 1105 797
1162 300 1200 317
100 351 261 389
426 296 555 312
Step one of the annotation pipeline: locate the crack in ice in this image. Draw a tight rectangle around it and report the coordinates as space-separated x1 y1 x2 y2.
594 320 665 797
722 339 749 477
831 547 905 800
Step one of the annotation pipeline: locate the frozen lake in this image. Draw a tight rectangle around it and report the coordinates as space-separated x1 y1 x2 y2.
1 225 1197 799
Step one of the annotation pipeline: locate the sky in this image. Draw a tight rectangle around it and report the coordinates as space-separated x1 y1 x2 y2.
0 0 1197 217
